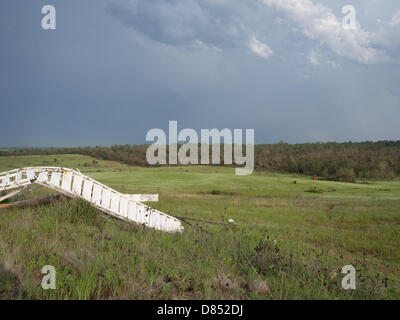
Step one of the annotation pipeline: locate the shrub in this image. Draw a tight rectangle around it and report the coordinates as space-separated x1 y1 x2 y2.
335 167 355 183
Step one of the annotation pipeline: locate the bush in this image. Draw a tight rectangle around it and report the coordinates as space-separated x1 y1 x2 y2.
335 168 355 183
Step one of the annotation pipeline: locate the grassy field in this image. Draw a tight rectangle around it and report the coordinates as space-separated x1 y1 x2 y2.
0 154 399 299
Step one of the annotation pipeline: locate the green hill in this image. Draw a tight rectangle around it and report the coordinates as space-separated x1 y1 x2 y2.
0 155 399 299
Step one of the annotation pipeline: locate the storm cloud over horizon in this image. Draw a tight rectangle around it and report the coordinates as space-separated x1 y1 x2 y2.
0 0 399 147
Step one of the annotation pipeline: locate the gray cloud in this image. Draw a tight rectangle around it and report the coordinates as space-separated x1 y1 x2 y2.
263 0 384 64
108 0 400 65
107 0 275 58
0 0 399 147
372 10 400 58
108 0 240 46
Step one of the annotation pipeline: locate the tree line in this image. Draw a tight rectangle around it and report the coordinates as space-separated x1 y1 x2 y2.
1 141 400 182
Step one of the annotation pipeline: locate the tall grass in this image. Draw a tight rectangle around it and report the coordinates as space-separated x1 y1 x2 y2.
0 155 399 299
0 198 397 300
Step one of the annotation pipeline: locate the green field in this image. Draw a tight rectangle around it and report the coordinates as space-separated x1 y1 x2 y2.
0 154 399 299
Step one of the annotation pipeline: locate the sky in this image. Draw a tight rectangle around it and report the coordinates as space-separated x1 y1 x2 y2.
0 0 399 147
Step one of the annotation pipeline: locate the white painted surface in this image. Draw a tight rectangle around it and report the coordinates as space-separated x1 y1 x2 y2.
0 167 183 233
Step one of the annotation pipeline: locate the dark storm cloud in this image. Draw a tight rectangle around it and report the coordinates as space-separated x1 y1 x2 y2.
106 0 265 48
0 0 399 147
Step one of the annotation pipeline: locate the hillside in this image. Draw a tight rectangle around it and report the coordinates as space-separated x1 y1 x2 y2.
2 141 400 181
0 154 399 299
